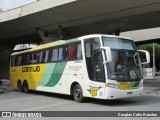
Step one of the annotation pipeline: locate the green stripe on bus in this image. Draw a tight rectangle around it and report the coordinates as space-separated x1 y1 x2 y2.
45 62 67 87
38 63 56 86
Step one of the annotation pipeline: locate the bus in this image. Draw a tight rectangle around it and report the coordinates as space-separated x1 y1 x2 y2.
10 34 150 102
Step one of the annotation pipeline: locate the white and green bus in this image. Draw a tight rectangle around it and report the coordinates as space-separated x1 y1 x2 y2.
10 34 150 102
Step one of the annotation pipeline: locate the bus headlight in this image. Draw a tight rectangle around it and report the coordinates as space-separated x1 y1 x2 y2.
106 83 118 89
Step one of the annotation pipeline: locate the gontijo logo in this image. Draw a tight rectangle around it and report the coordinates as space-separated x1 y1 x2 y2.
88 87 101 96
22 66 40 72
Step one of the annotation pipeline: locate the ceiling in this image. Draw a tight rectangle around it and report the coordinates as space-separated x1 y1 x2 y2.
1 0 160 46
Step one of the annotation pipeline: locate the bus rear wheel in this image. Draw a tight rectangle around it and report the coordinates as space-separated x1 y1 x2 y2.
17 80 23 92
23 80 29 93
73 84 84 103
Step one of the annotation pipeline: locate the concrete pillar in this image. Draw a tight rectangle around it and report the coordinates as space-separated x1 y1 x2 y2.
0 47 12 79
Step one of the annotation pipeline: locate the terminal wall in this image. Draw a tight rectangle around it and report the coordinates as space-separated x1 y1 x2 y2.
0 61 10 79
0 48 12 79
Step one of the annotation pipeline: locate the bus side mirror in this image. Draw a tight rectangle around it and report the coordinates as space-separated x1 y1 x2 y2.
100 47 112 63
138 50 150 64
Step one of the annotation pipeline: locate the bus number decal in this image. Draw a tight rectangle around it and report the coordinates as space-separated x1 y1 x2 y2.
88 87 100 96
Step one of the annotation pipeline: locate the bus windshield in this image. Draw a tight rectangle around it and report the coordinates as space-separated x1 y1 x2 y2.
102 37 142 81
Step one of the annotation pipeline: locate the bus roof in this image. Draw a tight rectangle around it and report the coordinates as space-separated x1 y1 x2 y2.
11 34 132 56
80 34 132 41
12 38 79 55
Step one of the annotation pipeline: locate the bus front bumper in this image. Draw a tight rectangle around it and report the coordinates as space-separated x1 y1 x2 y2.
105 87 143 99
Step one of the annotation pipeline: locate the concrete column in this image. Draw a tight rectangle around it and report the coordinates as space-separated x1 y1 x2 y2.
0 47 12 79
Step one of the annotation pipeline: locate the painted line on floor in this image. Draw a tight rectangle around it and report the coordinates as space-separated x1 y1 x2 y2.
21 101 70 111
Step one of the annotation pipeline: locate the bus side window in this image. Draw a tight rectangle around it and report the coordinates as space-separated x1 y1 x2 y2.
85 42 91 57
36 52 39 63
41 51 46 63
17 56 22 66
26 54 29 64
14 56 17 66
58 47 63 61
93 38 100 51
45 50 49 62
85 38 100 57
11 56 15 66
77 43 82 60
29 53 32 64
23 54 26 65
32 52 38 64
68 44 76 60
85 42 92 79
38 51 43 63
64 46 68 60
51 48 58 62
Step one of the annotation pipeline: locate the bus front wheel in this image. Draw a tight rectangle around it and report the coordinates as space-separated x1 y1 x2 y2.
73 84 85 103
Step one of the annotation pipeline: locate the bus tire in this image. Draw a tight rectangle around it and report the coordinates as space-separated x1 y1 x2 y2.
23 80 29 93
17 80 23 92
73 84 85 103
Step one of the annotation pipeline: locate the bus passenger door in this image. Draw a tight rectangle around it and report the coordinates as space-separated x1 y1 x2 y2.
90 51 106 98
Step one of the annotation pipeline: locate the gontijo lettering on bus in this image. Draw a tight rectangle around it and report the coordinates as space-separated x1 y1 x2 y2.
22 66 40 72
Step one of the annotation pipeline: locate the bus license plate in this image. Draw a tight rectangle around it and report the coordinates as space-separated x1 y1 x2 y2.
127 92 133 95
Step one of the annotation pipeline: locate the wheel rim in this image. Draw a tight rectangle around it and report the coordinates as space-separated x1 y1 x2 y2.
75 87 81 98
18 82 21 89
24 82 28 92
18 81 22 91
